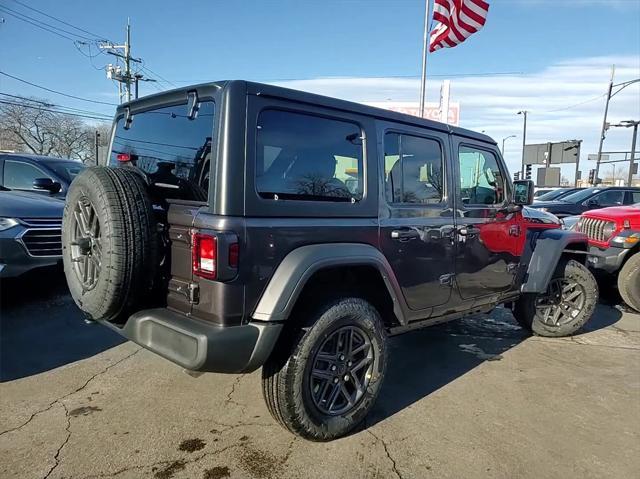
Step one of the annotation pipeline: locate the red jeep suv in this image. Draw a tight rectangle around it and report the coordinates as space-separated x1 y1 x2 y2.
579 203 640 312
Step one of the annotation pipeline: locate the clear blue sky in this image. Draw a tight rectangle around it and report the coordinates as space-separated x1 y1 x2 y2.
2 0 639 116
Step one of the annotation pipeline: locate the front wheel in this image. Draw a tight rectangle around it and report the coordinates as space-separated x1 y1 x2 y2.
618 253 640 312
514 259 598 337
262 297 387 441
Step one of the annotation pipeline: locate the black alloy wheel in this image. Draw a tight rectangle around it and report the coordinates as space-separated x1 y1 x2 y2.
309 325 375 416
70 196 102 291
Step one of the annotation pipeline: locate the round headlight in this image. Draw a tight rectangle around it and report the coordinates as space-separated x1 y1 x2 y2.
602 221 617 239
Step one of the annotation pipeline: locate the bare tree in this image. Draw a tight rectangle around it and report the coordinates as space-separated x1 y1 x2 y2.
0 98 110 163
0 101 57 155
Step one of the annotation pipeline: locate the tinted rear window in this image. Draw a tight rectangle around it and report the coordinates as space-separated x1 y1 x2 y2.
110 101 214 202
256 109 363 202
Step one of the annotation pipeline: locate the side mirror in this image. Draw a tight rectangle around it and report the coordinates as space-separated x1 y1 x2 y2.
33 177 62 194
513 179 534 206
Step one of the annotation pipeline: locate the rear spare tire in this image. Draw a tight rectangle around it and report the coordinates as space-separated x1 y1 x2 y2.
618 252 640 313
62 167 158 323
513 259 598 337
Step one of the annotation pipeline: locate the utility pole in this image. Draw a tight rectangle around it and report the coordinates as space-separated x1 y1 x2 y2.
595 65 615 185
100 19 145 103
518 111 528 177
94 130 100 166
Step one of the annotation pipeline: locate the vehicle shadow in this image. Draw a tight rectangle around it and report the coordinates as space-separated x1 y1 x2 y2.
364 303 623 430
0 266 124 382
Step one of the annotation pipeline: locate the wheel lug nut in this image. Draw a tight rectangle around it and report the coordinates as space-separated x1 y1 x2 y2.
333 377 339 383
340 355 345 361
331 365 336 371
344 375 349 382
347 361 352 367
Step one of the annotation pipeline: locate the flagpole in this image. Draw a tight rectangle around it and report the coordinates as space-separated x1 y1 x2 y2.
418 0 431 118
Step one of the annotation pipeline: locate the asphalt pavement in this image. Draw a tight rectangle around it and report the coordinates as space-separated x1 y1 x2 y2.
1 268 639 479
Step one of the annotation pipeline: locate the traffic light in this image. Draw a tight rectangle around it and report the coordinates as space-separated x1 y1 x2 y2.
525 164 532 180
588 169 595 185
514 171 520 181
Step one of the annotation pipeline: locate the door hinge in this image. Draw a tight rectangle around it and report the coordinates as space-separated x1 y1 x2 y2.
188 282 200 304
439 273 455 286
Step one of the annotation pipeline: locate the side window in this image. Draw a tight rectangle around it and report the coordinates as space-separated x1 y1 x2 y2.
631 191 640 204
458 146 505 206
3 160 50 190
110 101 214 202
384 132 444 204
594 190 624 206
256 110 363 202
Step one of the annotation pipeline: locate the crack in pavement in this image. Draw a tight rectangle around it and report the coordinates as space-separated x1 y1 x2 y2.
367 429 402 479
224 375 246 411
0 348 141 437
42 402 71 479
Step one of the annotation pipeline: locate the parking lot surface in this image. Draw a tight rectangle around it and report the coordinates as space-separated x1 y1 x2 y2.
1 269 639 479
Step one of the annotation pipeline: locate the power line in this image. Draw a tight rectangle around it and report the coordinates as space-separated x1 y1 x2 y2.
0 93 113 117
0 4 97 41
139 64 178 88
0 100 112 121
0 71 118 106
9 0 108 41
543 93 607 113
0 6 78 41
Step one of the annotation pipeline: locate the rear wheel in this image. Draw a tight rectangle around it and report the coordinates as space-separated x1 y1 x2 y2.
62 167 157 323
618 253 640 313
262 297 386 441
514 259 598 337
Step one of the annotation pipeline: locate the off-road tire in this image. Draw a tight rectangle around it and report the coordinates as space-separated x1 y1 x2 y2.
618 252 640 313
261 297 387 441
62 167 157 323
513 259 598 337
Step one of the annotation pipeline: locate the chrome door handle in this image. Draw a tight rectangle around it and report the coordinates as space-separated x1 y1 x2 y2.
458 226 480 236
391 229 420 240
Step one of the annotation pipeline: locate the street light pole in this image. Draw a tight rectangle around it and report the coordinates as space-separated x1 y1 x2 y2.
518 111 528 177
628 121 638 187
595 65 615 185
501 134 516 155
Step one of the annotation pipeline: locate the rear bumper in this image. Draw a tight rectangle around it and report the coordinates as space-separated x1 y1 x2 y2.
103 308 283 373
586 245 630 274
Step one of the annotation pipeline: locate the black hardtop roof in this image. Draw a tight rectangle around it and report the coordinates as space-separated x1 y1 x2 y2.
119 80 496 145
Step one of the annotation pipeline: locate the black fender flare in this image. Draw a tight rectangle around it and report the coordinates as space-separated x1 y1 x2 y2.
521 229 589 294
251 243 406 323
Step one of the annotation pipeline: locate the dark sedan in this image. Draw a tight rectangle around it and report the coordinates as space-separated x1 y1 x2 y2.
534 187 585 202
529 187 640 218
0 189 64 278
0 153 85 198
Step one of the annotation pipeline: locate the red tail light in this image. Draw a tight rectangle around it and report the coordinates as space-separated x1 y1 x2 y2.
228 243 239 268
192 233 217 279
116 153 131 162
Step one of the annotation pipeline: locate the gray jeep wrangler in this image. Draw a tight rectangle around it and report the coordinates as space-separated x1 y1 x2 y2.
62 81 598 441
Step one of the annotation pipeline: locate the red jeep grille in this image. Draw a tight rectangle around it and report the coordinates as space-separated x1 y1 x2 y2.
580 217 609 243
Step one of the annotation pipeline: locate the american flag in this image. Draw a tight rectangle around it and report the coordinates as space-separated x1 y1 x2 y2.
429 0 490 52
